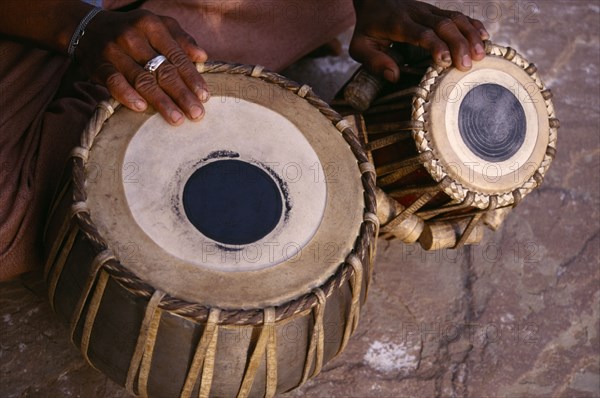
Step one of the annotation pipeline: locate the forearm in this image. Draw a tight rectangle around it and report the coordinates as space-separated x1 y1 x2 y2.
0 0 96 54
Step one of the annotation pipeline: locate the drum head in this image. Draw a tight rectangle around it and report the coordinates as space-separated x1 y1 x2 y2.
416 45 556 206
85 73 364 309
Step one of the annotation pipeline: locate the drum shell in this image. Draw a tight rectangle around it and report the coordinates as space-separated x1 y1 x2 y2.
361 109 487 248
362 99 455 212
337 68 479 220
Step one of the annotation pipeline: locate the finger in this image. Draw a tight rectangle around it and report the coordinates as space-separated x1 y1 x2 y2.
349 35 400 82
431 10 487 65
160 16 210 101
165 43 210 102
154 62 205 121
142 19 209 102
375 18 452 68
95 62 147 112
400 20 453 67
444 13 486 61
422 15 472 71
119 38 205 121
468 17 490 40
161 16 208 63
114 53 186 125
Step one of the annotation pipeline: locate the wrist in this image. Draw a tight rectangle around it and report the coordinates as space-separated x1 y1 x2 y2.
67 6 103 57
53 2 101 55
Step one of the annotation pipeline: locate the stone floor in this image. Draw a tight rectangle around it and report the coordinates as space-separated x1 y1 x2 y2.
1 1 599 397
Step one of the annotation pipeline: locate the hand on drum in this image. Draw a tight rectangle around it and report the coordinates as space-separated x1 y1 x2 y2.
75 10 209 125
350 0 490 82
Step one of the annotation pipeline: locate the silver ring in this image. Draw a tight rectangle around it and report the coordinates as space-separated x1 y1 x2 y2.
143 55 167 73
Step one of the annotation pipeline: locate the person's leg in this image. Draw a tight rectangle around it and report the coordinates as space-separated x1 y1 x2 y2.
139 0 355 71
0 40 109 280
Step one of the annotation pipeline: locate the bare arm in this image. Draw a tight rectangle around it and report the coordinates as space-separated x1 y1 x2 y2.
0 0 209 125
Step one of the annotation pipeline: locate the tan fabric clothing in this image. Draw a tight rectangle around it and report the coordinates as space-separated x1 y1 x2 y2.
0 41 109 280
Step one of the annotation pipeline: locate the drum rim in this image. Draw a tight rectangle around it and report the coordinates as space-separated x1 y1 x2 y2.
412 41 559 210
62 62 378 326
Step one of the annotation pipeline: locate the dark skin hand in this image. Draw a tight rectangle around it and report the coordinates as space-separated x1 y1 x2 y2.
351 0 490 82
77 10 209 125
0 1 208 126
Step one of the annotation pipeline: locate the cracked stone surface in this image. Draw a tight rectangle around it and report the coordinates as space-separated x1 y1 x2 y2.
1 1 599 397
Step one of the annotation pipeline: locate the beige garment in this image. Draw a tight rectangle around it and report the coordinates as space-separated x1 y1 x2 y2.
0 41 110 280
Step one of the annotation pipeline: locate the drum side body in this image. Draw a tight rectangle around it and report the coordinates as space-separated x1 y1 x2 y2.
362 98 453 211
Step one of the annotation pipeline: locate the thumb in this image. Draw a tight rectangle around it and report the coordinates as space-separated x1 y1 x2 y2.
349 35 400 83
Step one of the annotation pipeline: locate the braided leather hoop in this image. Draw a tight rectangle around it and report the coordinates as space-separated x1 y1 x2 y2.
411 41 558 209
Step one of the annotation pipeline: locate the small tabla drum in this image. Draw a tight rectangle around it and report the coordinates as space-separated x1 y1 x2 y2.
335 41 558 250
43 62 377 398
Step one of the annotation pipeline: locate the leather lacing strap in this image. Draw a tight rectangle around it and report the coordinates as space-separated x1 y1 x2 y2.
97 100 115 115
338 254 363 354
237 308 277 398
180 308 222 398
301 288 327 384
335 119 352 133
42 146 89 254
297 84 311 98
363 212 379 298
125 289 166 395
454 195 497 248
80 270 110 371
70 250 116 342
134 290 166 398
80 100 116 150
367 132 410 151
70 146 90 162
251 65 264 77
44 216 75 283
359 161 377 297
383 192 434 235
376 152 432 187
47 201 91 309
198 308 221 398
44 200 89 280
359 162 376 177
71 201 89 216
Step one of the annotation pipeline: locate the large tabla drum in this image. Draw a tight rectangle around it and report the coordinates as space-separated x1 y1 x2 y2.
336 41 558 250
43 63 377 397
